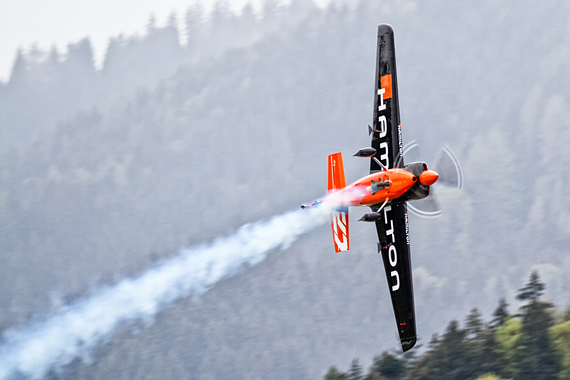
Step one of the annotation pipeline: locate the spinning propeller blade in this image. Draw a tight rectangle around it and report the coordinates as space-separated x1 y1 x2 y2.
403 142 463 219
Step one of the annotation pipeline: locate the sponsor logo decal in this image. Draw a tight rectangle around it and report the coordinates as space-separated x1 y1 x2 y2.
383 205 400 291
377 86 389 168
397 124 403 163
332 210 348 251
376 74 403 167
380 74 393 99
404 211 410 245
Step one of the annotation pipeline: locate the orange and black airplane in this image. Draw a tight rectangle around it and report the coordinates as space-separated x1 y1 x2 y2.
301 25 439 352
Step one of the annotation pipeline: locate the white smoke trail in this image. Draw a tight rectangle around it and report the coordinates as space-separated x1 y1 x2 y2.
0 207 329 380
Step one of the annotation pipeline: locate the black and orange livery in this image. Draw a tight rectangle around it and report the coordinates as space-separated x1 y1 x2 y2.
302 25 440 352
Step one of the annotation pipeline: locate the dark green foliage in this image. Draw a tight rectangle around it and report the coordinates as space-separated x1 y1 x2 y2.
410 320 472 380
325 366 348 380
491 298 510 328
465 308 484 341
516 271 545 305
464 309 506 379
475 326 506 378
513 272 560 380
330 274 565 380
365 352 406 380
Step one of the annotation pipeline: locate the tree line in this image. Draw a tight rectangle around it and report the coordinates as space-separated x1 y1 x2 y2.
325 271 570 380
0 0 318 152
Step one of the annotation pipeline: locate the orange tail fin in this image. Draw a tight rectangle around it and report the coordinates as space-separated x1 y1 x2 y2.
328 152 349 252
328 152 346 193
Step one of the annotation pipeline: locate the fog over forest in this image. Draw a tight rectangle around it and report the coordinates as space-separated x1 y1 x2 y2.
1 0 570 379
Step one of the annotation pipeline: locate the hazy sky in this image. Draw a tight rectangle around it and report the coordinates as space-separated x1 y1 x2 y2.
0 0 333 83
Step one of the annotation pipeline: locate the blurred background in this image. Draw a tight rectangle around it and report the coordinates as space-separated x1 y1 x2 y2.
1 0 570 378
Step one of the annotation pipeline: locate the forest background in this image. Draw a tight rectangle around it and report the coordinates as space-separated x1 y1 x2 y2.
1 0 570 379
325 272 570 380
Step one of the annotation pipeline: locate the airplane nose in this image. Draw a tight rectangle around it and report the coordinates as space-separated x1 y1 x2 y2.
419 170 439 186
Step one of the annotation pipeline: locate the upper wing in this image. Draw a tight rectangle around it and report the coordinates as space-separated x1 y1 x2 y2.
371 25 416 352
374 201 416 351
370 24 404 173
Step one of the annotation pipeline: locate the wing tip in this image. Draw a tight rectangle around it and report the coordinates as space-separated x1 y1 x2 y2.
378 24 394 35
401 336 417 352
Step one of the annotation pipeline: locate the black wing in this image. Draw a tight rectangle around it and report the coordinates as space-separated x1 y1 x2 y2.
371 25 416 352
370 24 404 172
374 202 416 351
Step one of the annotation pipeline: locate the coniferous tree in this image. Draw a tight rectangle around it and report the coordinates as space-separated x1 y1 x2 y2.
464 308 488 377
8 49 28 87
407 334 441 380
408 322 471 380
466 308 484 342
517 271 544 305
330 288 570 380
440 320 470 379
349 358 363 380
491 298 510 327
477 325 507 378
514 271 560 380
184 1 205 53
325 366 348 380
365 352 405 380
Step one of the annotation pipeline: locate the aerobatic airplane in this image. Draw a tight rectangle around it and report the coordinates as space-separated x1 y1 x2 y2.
301 24 438 352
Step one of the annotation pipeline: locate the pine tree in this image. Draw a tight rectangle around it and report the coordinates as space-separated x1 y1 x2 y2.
349 358 363 380
516 271 544 305
325 366 348 380
365 352 405 380
491 298 510 327
464 308 491 378
440 320 470 379
184 1 205 53
407 322 470 380
477 325 507 378
8 49 28 86
466 308 484 341
514 271 560 380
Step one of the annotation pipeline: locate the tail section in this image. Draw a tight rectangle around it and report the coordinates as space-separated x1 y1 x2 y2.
328 153 349 252
328 152 346 193
331 206 349 252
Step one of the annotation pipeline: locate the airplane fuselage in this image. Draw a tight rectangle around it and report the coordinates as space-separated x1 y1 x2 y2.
325 167 438 207
326 168 415 206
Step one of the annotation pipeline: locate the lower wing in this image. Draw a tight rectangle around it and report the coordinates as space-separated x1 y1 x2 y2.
374 201 416 351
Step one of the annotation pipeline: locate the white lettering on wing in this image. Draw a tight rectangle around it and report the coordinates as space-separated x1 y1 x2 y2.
383 205 400 292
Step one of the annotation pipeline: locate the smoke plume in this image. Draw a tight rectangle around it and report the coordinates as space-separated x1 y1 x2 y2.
0 207 329 379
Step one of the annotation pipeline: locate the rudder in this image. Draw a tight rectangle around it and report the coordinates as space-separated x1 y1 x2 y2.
328 152 346 192
328 152 349 252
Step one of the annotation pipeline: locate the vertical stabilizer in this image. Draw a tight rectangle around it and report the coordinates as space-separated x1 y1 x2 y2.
328 153 349 252
328 152 346 192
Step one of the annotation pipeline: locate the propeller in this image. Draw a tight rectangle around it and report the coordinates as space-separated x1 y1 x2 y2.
403 141 463 219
